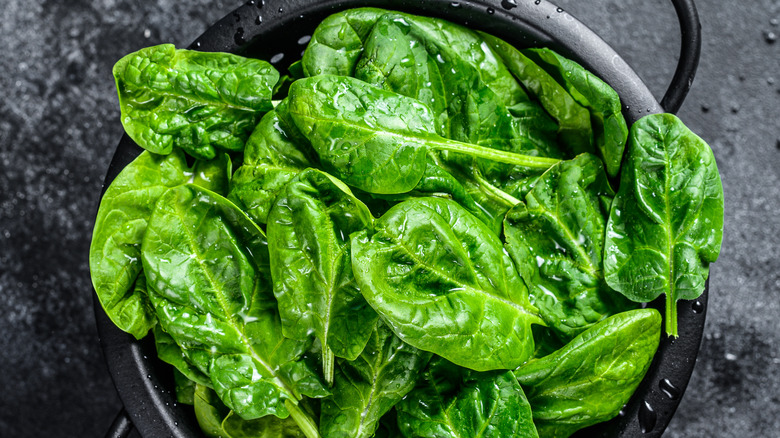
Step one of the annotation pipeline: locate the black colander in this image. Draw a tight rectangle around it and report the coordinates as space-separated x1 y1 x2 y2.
95 0 705 436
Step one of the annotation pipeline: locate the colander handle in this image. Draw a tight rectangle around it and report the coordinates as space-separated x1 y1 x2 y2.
105 408 133 438
661 0 701 113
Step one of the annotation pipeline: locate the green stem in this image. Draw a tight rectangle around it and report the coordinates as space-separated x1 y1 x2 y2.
665 297 678 337
285 399 321 438
435 139 560 170
323 345 335 387
471 170 523 207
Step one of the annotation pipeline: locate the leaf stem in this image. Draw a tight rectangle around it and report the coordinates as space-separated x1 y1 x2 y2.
471 170 523 207
665 297 678 337
323 345 335 387
285 399 322 438
435 139 560 170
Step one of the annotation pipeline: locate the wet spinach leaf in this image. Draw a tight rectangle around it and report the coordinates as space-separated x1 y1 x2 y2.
90 149 226 339
397 358 538 438
319 322 431 438
228 110 316 225
267 168 378 384
515 309 661 438
141 184 326 431
114 44 278 159
351 197 543 371
194 384 307 438
282 75 558 195
604 113 724 336
504 153 635 341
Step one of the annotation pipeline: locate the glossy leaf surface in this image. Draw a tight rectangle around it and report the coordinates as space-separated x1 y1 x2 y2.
504 154 635 341
194 384 306 438
229 110 315 225
319 323 431 438
604 114 724 336
352 197 543 371
90 150 192 339
267 168 378 376
397 358 538 438
142 184 328 421
515 309 661 438
113 44 278 159
521 48 628 177
282 75 558 195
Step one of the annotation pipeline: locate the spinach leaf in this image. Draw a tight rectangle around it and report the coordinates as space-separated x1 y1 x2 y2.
282 75 559 195
515 309 661 437
229 110 316 225
173 368 197 405
481 34 593 158
194 384 306 438
141 184 327 431
90 150 234 339
319 322 431 438
351 197 543 371
153 324 211 388
267 168 378 385
90 150 191 339
192 152 232 196
520 48 628 177
113 44 278 159
604 113 724 336
396 358 538 438
504 153 635 341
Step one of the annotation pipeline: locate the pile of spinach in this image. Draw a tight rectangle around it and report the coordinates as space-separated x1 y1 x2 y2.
91 8 724 438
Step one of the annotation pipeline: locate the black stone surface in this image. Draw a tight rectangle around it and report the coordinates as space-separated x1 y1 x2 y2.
0 0 777 437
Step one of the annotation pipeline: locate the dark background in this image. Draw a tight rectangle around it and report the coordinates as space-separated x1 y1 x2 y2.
1 0 777 436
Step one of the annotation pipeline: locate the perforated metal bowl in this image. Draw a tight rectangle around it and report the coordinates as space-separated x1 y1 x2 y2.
95 1 705 436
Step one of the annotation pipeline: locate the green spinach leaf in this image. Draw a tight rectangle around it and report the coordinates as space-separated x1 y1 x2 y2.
396 358 538 438
520 48 628 177
194 384 306 438
515 309 661 438
319 322 431 438
113 44 278 159
604 113 724 336
141 184 326 431
267 168 378 384
504 153 635 341
282 75 558 195
229 110 316 225
351 197 543 371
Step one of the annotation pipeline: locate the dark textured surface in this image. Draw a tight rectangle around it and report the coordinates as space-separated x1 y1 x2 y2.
0 0 777 437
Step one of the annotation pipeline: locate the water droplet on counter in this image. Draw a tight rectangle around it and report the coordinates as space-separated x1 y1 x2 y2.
764 30 777 44
234 27 246 45
278 7 284 13
450 2 461 7
487 7 495 14
770 17 779 26
700 105 709 113
691 300 704 313
534 0 541 4
255 15 263 25
556 7 564 12
270 52 285 64
256 0 265 8
659 378 681 400
501 0 518 10
638 401 657 433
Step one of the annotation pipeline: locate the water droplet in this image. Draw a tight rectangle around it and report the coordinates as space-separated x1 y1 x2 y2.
659 378 681 400
147 374 152 379
487 7 495 14
246 0 254 5
700 105 709 113
771 18 779 26
768 77 775 85
278 7 284 13
270 52 285 64
298 35 311 45
691 300 704 313
730 104 740 114
256 0 264 8
764 31 777 44
638 401 657 433
234 27 246 45
450 1 461 7
556 7 564 13
193 41 201 48
501 0 518 9
534 0 541 4
255 15 263 25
